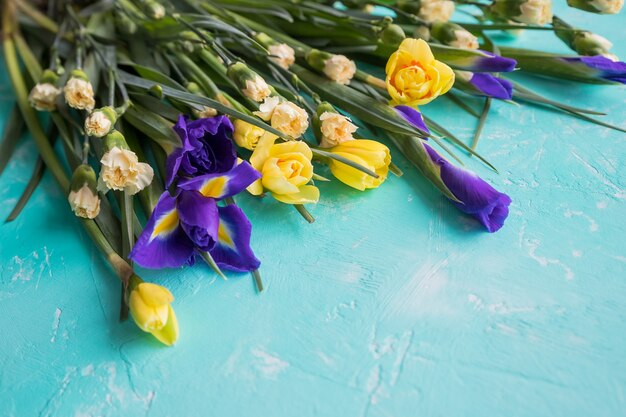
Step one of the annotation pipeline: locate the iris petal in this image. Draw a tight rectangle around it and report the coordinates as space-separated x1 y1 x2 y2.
469 73 513 100
178 160 261 200
209 205 261 272
423 144 511 233
394 105 430 135
130 192 195 268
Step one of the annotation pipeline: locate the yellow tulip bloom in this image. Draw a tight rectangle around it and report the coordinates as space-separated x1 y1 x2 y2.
129 279 179 346
385 38 455 106
328 140 391 191
248 135 320 204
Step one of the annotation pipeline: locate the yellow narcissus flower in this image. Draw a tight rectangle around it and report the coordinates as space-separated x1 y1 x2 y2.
385 38 455 106
328 140 391 191
248 136 320 204
129 279 179 346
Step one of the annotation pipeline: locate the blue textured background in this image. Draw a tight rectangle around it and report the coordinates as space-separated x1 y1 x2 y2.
1 5 625 417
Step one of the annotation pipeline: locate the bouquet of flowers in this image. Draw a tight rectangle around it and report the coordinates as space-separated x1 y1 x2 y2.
1 0 624 345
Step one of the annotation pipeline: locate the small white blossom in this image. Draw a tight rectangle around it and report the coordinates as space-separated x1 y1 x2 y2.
68 184 101 219
323 55 357 85
319 112 357 148
419 0 455 23
98 147 154 195
242 75 272 102
85 111 113 137
268 43 296 69
449 30 479 50
28 83 62 111
64 77 96 111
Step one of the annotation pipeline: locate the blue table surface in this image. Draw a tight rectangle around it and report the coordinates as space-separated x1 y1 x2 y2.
1 5 625 417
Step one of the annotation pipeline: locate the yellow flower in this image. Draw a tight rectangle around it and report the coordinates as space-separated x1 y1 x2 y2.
129 281 179 346
233 119 268 150
248 136 320 204
385 38 455 106
328 140 391 191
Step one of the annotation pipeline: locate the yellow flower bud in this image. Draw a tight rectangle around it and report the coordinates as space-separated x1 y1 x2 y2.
385 38 455 106
328 140 391 191
248 136 320 204
233 119 268 150
129 281 179 346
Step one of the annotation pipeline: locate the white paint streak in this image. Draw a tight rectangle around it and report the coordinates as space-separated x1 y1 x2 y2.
564 209 599 232
526 239 575 281
50 308 62 343
571 150 626 199
251 348 289 379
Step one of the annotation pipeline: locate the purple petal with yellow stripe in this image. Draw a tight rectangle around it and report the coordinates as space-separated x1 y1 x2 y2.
130 192 195 268
177 190 219 251
178 161 261 200
209 205 260 272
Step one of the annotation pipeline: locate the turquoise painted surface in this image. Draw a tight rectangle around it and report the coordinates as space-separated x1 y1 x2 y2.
1 5 625 417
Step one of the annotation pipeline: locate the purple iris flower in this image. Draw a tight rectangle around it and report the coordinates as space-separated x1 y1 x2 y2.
423 143 511 232
468 73 513 100
395 105 430 135
130 160 261 271
457 51 517 73
166 115 237 187
563 56 626 84
131 115 262 272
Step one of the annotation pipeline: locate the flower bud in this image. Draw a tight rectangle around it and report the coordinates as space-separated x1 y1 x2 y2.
490 0 553 25
28 69 62 111
143 0 165 19
431 22 479 50
233 119 267 150
306 49 356 85
84 106 117 137
553 18 613 56
68 164 101 219
98 131 154 195
64 69 96 111
193 106 218 118
227 62 272 102
115 11 137 35
128 275 179 346
566 0 623 14
328 140 391 191
378 24 406 47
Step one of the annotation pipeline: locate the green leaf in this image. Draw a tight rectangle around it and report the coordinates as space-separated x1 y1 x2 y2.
5 156 45 223
0 105 25 178
471 98 491 153
123 105 181 153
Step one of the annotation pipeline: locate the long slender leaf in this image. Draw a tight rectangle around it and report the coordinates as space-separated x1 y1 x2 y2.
5 157 45 222
0 105 25 178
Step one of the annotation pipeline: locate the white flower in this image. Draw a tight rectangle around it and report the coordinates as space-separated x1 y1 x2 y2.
323 55 357 85
584 33 613 52
268 43 296 69
98 147 154 194
242 75 272 102
193 106 218 118
68 184 101 219
253 96 281 121
85 111 113 137
517 0 552 25
449 30 479 50
271 101 309 138
318 112 357 148
64 77 96 111
419 0 455 23
28 83 62 111
590 0 623 13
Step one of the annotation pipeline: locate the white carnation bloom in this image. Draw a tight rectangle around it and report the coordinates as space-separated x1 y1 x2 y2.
68 184 101 219
270 101 309 138
64 77 96 111
318 112 357 148
242 75 272 102
419 0 455 23
517 0 552 25
98 147 154 195
85 111 113 137
28 83 62 111
269 43 296 69
253 96 281 121
449 30 479 50
323 55 357 85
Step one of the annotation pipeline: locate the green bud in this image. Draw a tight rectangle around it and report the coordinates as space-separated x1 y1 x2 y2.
69 69 90 82
397 0 423 15
148 84 164 99
103 130 129 152
186 81 202 94
379 24 406 47
144 0 165 19
553 17 612 56
430 21 479 49
40 69 59 85
305 49 333 72
253 32 277 48
115 11 137 35
70 164 98 194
